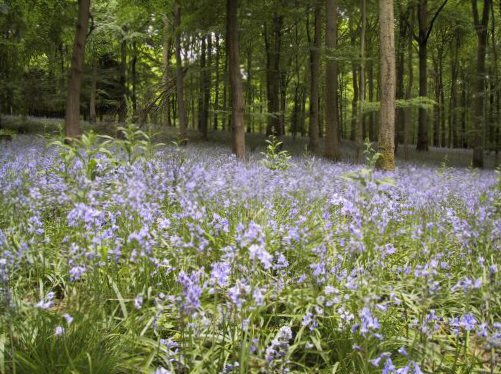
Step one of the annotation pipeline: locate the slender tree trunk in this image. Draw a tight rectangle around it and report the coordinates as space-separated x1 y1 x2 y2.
266 15 283 136
131 42 138 120
64 0 91 139
432 51 440 147
471 0 491 167
450 49 458 148
198 35 208 140
396 7 409 150
377 0 396 170
416 0 429 151
206 35 212 132
325 0 340 159
118 33 127 124
308 4 321 152
89 56 97 123
368 57 376 141
359 0 367 143
174 3 188 142
227 0 246 158
246 42 253 133
163 16 174 128
214 34 220 130
439 54 446 147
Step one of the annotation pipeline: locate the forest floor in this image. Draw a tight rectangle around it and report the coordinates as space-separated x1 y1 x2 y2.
0 125 499 373
1 114 499 169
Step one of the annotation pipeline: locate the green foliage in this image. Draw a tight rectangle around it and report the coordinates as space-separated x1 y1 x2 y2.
261 135 291 171
343 139 395 188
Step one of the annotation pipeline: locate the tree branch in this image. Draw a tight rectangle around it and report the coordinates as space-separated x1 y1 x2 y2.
425 0 449 42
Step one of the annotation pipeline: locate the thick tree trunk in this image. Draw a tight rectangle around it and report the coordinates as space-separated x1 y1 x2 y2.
308 4 321 152
377 0 396 170
227 0 246 158
325 0 340 159
471 0 491 167
64 0 91 139
174 4 188 142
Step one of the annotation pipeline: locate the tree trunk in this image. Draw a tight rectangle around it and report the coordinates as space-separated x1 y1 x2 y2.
432 51 440 147
325 0 340 159
118 33 127 124
396 6 409 150
265 15 283 136
416 0 429 151
89 56 97 123
214 34 220 130
198 35 208 140
471 0 491 167
227 0 246 158
359 0 367 144
308 4 321 152
174 3 188 142
131 41 138 119
377 0 396 170
163 15 174 128
64 0 91 139
368 57 376 141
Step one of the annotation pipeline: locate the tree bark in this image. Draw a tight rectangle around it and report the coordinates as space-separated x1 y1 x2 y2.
227 0 246 158
265 14 283 136
64 0 91 140
174 3 188 142
325 0 340 159
416 0 429 151
214 34 220 130
308 3 321 152
359 0 367 143
118 33 127 124
163 16 174 128
131 41 138 119
377 0 396 170
89 56 97 123
198 35 209 140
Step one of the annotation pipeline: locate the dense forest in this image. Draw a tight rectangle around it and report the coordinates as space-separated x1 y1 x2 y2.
0 0 499 168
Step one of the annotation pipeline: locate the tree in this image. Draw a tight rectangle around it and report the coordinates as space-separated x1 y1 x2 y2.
64 0 91 140
324 0 340 159
227 0 245 158
471 0 491 168
415 0 448 151
377 0 396 170
174 3 188 142
308 2 321 153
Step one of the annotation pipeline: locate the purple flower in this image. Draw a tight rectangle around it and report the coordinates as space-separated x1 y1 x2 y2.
134 294 143 309
55 326 65 336
178 270 203 315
